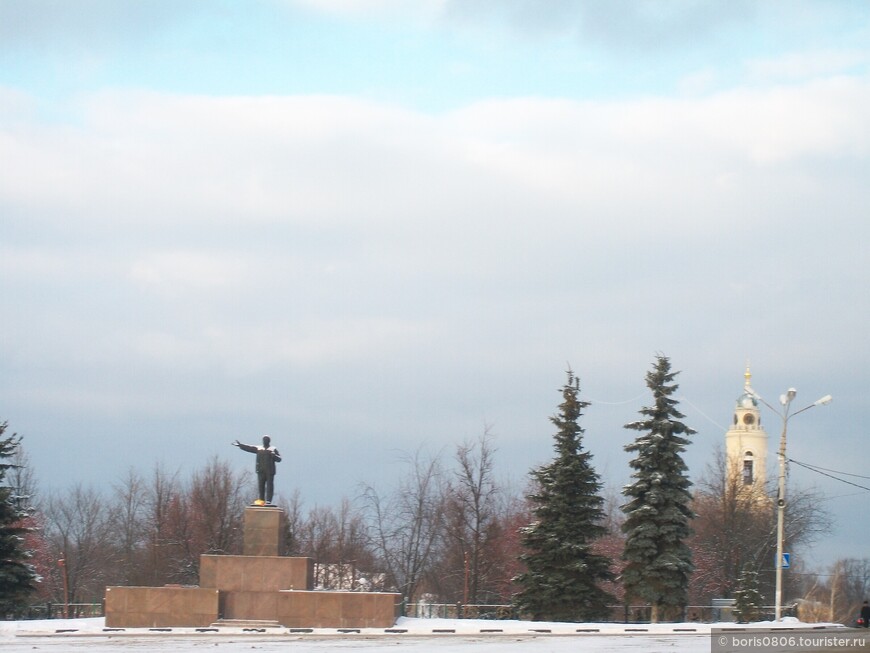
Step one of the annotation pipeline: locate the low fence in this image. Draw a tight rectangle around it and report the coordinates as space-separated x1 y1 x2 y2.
409 603 518 620
405 603 796 623
7 602 104 621
10 600 793 623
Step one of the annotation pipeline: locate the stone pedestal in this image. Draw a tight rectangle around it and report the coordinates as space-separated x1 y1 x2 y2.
200 555 313 592
105 586 219 628
105 504 401 629
244 506 284 556
276 590 401 628
213 589 400 627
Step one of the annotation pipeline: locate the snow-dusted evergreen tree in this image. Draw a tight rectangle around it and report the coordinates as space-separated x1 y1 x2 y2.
0 422 37 615
732 564 764 623
621 355 695 623
514 370 615 622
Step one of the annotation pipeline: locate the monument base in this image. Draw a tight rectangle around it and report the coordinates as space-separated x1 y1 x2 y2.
200 554 313 592
105 586 219 628
105 506 401 629
244 506 284 556
216 588 400 627
105 584 401 629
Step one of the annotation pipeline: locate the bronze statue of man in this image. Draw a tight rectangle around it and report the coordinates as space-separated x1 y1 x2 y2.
232 435 281 505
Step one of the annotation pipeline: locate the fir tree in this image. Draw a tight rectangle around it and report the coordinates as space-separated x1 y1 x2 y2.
0 422 37 615
621 355 695 623
732 564 764 623
514 370 615 622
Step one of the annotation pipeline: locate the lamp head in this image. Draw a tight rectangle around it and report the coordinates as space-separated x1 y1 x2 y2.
814 394 832 406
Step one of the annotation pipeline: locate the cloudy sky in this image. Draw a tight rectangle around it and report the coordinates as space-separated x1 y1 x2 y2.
1 1 867 569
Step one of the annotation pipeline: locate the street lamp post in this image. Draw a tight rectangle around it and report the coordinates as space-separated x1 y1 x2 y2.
751 387 831 621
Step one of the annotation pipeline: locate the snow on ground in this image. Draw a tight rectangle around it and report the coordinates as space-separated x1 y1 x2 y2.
0 616 854 653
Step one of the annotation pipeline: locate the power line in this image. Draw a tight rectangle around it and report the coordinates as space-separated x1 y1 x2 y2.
787 571 870 578
677 395 729 432
789 461 870 480
586 391 648 406
789 458 870 493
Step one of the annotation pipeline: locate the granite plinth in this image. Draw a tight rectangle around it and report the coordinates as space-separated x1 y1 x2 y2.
220 589 402 628
200 554 313 592
243 506 284 556
104 504 400 629
105 586 219 628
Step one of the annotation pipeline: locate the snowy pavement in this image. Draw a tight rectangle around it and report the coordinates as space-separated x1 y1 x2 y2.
0 616 858 652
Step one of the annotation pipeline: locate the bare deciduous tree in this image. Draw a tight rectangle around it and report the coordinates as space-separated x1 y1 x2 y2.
362 448 445 602
296 498 374 590
109 468 147 585
691 447 774 603
801 557 870 625
278 488 305 556
188 456 248 556
691 445 831 606
43 485 115 604
434 426 502 604
141 464 182 586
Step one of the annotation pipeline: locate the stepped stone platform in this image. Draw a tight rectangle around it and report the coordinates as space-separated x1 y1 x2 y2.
105 506 401 629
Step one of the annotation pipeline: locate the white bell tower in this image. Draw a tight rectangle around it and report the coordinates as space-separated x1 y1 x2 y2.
725 365 768 492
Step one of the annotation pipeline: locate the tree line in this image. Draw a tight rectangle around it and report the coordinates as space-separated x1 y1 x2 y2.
1 355 866 623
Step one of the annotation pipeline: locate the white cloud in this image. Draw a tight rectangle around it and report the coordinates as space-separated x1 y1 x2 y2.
2 79 868 321
745 49 870 83
130 250 250 293
4 77 866 239
2 74 867 569
126 317 434 376
0 247 68 280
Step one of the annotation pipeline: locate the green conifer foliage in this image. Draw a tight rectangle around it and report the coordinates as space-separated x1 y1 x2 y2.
733 565 764 623
514 371 615 622
621 356 695 622
0 422 37 615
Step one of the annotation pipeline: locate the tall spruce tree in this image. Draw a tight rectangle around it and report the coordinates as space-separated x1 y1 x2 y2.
0 422 37 615
621 355 695 623
514 370 615 622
